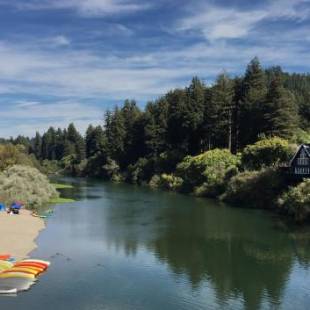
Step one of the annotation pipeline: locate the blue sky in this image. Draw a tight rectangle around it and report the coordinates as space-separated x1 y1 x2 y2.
0 0 309 137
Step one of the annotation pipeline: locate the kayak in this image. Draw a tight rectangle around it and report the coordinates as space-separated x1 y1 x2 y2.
0 272 35 280
32 213 47 219
15 262 48 270
21 259 50 267
0 278 35 292
0 288 17 294
1 268 40 276
13 266 44 273
0 260 13 270
0 255 11 260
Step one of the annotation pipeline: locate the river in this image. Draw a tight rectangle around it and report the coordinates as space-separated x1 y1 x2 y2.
1 178 309 310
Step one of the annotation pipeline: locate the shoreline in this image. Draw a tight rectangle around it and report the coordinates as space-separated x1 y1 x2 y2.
0 209 45 260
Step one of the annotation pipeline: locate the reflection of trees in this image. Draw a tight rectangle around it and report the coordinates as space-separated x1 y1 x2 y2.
90 185 310 310
144 203 296 310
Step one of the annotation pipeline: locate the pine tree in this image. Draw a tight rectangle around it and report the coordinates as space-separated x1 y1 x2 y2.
239 57 267 147
144 98 168 157
210 74 234 150
105 107 126 165
33 132 42 159
264 74 299 138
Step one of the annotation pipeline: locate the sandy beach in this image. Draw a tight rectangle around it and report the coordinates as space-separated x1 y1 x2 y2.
0 210 45 260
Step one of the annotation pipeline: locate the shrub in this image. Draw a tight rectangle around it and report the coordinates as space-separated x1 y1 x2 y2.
149 174 161 188
176 149 240 196
0 144 36 171
278 179 310 222
0 165 59 210
127 158 154 184
241 137 295 170
222 168 287 209
150 173 183 191
102 158 123 182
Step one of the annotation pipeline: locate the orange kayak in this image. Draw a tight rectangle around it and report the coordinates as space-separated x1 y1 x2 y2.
0 255 11 260
14 262 47 270
1 268 40 276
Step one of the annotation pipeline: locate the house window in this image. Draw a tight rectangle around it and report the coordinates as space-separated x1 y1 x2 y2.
297 158 309 165
295 167 310 174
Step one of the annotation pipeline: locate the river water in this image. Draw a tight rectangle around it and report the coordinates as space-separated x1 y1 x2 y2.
0 178 309 310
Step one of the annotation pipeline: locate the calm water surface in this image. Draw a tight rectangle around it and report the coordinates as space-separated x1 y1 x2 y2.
1 178 309 310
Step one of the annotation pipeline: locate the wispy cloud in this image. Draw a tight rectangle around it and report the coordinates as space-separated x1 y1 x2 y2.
0 100 103 137
177 0 310 40
1 0 150 16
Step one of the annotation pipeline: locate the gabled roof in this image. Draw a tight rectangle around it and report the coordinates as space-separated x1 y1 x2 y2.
289 144 310 166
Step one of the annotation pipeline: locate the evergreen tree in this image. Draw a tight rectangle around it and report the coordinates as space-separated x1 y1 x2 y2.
105 107 126 165
33 132 42 159
264 75 299 138
210 74 234 150
239 57 267 147
144 98 168 157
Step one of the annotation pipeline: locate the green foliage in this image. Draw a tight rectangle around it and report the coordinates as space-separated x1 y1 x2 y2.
222 168 287 209
0 165 59 210
239 57 268 147
127 157 154 184
263 74 299 138
150 173 183 191
241 137 295 170
0 144 38 171
52 183 74 189
176 149 240 196
102 158 123 182
278 179 310 222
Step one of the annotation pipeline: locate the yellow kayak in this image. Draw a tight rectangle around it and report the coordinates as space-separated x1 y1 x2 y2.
1 267 41 276
0 272 35 279
0 260 13 271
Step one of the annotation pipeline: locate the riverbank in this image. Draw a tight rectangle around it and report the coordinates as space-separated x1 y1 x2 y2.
0 209 45 260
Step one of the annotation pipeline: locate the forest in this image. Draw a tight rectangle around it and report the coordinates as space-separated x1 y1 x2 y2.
3 58 310 222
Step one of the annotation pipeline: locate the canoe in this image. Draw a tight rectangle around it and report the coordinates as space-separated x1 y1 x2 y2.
20 259 50 267
0 288 17 294
0 278 35 292
0 272 35 280
0 255 11 260
15 262 47 270
0 260 13 270
1 268 40 276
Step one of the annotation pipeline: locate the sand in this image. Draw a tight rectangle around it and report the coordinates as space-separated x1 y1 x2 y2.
0 209 45 260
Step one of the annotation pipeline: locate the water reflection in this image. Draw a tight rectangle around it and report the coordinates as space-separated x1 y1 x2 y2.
81 181 310 310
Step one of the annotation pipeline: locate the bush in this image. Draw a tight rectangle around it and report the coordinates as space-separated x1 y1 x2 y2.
222 168 287 209
278 179 310 222
0 144 36 171
149 174 161 188
241 137 295 170
102 158 123 182
127 158 154 184
176 149 240 196
150 173 183 191
0 165 59 210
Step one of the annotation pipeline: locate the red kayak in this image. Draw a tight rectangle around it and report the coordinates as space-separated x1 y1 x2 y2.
14 262 48 270
0 254 11 260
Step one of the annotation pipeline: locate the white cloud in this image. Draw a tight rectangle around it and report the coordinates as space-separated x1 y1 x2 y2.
48 35 71 47
0 100 103 137
4 0 150 16
178 0 310 40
